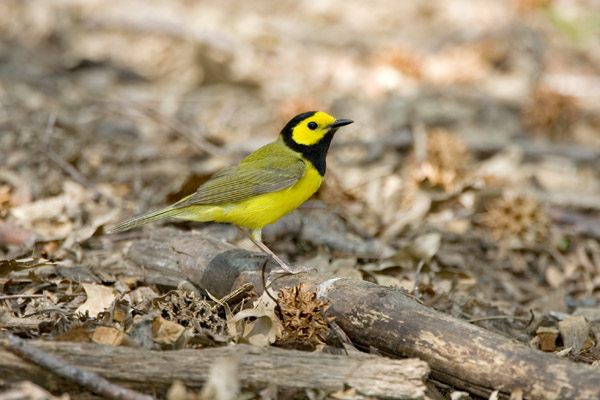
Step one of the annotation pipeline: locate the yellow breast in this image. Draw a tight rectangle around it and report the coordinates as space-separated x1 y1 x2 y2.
180 165 323 230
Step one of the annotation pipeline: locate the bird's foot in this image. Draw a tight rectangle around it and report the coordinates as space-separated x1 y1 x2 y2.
237 227 307 275
270 262 307 275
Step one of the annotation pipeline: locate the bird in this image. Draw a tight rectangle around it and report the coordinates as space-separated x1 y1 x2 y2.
107 111 353 273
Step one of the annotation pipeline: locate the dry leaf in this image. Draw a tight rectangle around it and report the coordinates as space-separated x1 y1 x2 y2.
450 391 470 400
0 382 69 400
476 148 523 182
545 265 564 289
243 314 276 347
152 315 186 345
381 188 432 240
558 315 590 354
230 292 278 347
509 387 524 400
92 326 125 346
75 283 116 318
225 304 238 338
374 274 405 288
198 355 240 400
167 380 188 400
329 387 358 400
127 286 159 313
9 181 86 238
54 324 94 342
0 220 37 246
409 232 442 261
375 232 442 271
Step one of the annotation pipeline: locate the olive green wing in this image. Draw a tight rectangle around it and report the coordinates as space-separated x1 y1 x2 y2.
173 149 306 208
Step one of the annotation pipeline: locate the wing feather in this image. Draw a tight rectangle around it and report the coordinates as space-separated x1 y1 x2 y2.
174 146 306 208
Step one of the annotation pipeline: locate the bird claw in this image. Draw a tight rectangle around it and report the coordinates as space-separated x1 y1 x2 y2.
271 264 307 275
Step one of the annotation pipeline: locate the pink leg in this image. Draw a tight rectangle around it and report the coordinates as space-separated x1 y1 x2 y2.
236 227 303 274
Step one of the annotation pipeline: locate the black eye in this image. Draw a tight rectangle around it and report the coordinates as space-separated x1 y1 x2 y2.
307 122 318 130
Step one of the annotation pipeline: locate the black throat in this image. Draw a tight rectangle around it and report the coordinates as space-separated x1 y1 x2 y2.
282 131 334 177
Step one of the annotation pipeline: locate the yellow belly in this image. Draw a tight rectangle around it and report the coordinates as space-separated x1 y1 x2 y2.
176 167 323 230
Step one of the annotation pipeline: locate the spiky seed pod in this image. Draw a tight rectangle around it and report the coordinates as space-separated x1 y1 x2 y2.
277 284 332 348
479 194 550 243
522 87 578 140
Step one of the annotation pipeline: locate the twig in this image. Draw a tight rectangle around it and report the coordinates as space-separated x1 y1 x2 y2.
412 260 425 299
1 332 155 400
259 256 284 321
0 294 46 300
41 113 116 206
217 283 254 305
23 308 76 318
466 315 533 324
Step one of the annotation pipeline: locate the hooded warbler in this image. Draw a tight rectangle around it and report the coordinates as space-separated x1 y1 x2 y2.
107 111 353 272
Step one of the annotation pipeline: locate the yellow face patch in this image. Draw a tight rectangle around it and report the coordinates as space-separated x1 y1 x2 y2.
291 111 337 146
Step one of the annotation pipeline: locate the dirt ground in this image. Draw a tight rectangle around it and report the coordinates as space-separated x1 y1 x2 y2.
1 0 600 399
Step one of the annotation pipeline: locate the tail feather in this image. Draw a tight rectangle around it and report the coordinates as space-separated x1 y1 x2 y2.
107 207 181 233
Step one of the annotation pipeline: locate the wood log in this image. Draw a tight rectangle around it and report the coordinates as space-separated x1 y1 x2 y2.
125 228 600 400
0 341 428 399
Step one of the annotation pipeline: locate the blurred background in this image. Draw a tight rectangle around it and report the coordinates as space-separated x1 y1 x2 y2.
2 0 600 366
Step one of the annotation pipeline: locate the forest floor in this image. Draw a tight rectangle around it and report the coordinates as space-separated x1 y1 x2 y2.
1 1 600 399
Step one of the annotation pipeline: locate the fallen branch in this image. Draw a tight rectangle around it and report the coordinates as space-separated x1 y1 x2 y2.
1 333 154 400
125 228 600 400
0 341 428 399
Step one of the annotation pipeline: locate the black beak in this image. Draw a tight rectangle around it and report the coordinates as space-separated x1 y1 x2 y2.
329 119 353 130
